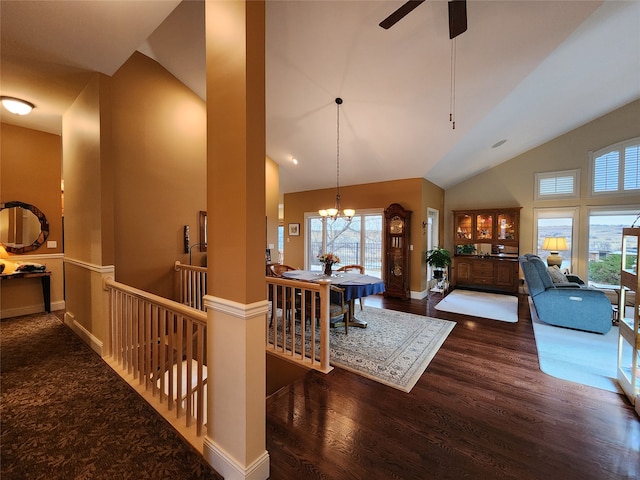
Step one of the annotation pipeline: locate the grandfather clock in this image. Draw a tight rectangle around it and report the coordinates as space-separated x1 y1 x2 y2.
384 203 411 300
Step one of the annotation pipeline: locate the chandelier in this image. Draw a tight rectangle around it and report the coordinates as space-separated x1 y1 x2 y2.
319 98 355 221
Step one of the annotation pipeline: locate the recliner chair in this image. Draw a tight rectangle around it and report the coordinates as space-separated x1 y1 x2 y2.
519 254 613 334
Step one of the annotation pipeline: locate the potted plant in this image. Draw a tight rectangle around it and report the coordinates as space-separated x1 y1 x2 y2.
425 246 452 279
456 244 476 255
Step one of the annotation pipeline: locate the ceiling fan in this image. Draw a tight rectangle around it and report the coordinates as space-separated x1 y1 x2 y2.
379 0 468 39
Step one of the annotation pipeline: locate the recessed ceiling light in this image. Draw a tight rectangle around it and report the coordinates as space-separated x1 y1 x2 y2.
292 157 299 165
492 139 507 148
1 96 35 115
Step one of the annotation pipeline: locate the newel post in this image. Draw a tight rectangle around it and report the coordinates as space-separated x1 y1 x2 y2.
318 279 331 371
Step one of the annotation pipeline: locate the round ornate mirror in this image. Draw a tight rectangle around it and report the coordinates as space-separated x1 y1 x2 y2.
0 201 50 254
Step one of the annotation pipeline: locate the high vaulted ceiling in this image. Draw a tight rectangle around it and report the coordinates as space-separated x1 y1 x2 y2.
1 1 639 193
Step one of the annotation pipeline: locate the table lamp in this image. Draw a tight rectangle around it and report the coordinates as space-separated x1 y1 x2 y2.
0 244 5 274
0 243 17 274
542 236 568 267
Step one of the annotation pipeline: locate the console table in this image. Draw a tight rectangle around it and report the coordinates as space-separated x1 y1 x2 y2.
0 270 52 313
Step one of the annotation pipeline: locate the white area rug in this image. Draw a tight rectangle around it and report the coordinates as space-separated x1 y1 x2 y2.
435 289 518 323
529 299 621 393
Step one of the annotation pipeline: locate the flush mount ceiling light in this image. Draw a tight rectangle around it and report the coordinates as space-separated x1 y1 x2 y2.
319 98 355 221
1 96 35 115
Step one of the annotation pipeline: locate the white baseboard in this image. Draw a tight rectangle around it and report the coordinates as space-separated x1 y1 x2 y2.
64 312 104 356
0 300 65 319
411 289 428 300
203 437 269 480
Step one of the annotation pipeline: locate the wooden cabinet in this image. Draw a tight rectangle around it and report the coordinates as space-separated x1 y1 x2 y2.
453 256 519 293
452 207 521 294
384 203 411 300
454 208 520 248
617 227 639 415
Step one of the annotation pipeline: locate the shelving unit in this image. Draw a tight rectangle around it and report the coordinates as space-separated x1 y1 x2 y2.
617 227 639 415
452 207 521 294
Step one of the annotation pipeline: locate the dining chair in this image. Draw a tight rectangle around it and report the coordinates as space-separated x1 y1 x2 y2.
304 285 350 334
337 264 365 310
269 264 297 277
268 264 299 324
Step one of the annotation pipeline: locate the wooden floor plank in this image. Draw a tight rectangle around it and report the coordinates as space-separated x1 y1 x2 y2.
266 292 639 480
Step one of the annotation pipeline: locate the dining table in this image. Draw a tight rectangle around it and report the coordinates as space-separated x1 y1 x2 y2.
282 269 385 328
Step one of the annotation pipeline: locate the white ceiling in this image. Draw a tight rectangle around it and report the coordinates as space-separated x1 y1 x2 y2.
1 1 639 193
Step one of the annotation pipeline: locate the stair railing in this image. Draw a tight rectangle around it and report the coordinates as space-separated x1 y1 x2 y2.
105 278 208 436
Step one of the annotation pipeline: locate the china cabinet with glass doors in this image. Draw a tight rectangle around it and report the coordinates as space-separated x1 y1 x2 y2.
452 208 521 293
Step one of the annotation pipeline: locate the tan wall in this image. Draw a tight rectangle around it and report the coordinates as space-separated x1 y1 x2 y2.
111 52 206 299
62 73 114 348
1 123 63 253
63 74 113 266
1 123 64 317
445 99 640 280
283 178 444 294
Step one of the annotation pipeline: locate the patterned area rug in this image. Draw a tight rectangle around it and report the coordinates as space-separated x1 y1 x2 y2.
1 313 222 480
435 289 518 322
270 307 455 392
330 307 456 392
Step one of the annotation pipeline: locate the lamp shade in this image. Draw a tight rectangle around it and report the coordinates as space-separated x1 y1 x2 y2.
542 236 568 252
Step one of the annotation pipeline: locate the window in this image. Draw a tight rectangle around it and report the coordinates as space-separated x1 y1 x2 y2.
277 224 284 263
587 207 639 285
305 210 383 277
591 137 640 195
535 170 580 200
534 207 579 271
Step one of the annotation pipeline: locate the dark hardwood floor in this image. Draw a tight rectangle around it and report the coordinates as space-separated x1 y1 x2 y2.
266 292 639 480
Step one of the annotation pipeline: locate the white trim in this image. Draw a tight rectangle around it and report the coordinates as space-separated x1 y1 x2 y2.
203 438 269 480
533 206 580 272
411 289 428 300
64 311 104 356
426 208 440 281
0 301 65 319
5 252 65 262
534 169 580 201
589 137 640 197
64 257 115 274
203 295 269 319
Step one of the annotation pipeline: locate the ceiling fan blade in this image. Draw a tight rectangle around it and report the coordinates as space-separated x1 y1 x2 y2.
448 0 468 39
379 0 426 29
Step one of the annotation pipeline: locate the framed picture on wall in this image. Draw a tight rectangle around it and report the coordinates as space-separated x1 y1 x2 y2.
288 223 300 236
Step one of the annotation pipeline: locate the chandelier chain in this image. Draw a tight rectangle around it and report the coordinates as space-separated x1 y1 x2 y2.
336 98 340 195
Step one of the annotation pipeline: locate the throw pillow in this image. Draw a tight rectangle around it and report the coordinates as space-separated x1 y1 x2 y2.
547 265 569 284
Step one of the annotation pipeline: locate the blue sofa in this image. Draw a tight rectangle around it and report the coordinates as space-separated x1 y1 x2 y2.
519 254 612 334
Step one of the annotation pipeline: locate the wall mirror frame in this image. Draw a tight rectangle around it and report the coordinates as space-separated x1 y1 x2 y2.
0 201 50 254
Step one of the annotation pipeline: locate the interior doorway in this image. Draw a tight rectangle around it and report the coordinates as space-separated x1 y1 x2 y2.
426 208 440 281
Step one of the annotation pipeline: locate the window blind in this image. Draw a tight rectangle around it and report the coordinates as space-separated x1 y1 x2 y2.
593 150 619 192
623 144 640 191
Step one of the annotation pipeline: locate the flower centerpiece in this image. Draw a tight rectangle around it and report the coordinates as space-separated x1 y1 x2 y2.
318 253 340 276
